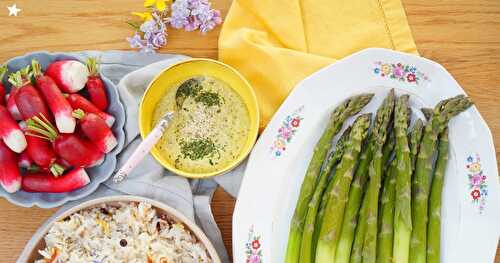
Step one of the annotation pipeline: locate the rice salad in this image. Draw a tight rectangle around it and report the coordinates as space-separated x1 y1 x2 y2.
35 202 212 263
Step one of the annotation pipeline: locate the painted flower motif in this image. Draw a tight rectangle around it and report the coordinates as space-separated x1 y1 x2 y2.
291 118 301 127
381 64 391 75
271 106 304 157
407 73 416 82
468 162 481 173
249 254 261 263
252 240 261 250
245 226 262 263
393 66 404 78
471 189 481 200
373 61 430 84
466 153 488 214
274 139 285 150
471 174 482 186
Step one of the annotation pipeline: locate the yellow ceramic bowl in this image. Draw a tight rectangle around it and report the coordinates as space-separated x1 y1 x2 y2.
139 59 259 179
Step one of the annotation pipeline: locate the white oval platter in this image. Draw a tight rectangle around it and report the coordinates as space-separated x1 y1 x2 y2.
233 48 500 263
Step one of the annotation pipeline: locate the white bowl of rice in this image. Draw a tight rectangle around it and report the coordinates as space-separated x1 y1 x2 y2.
18 196 221 263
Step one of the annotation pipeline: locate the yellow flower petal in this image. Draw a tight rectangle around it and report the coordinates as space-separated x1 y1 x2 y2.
131 12 153 21
156 0 166 11
144 0 156 8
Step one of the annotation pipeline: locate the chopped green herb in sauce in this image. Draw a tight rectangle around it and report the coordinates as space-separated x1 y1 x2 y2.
180 138 219 161
194 91 223 107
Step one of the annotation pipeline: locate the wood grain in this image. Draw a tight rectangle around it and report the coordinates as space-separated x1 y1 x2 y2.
0 0 498 262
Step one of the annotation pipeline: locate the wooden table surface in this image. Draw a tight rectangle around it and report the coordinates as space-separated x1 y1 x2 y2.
0 0 498 262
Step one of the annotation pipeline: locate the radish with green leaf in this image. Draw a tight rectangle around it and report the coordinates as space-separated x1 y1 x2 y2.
25 134 65 176
67 93 115 126
86 57 108 111
26 114 103 168
46 60 89 93
32 60 76 134
0 65 7 106
0 141 21 193
73 109 117 153
21 168 90 193
6 75 23 121
9 69 52 121
0 105 26 153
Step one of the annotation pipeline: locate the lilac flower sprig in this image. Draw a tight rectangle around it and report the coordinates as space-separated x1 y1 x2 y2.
169 0 222 34
127 12 168 53
127 0 222 53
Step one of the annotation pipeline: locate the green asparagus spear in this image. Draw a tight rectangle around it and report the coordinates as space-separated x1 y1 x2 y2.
409 119 424 171
315 113 372 263
350 194 368 263
361 93 396 263
286 94 374 263
382 131 396 167
362 123 395 262
335 90 395 263
410 96 473 263
300 126 352 263
376 161 397 263
314 128 353 248
426 128 449 263
393 95 413 263
421 108 433 121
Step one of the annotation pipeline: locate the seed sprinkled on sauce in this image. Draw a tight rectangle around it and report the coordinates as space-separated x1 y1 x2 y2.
120 239 127 247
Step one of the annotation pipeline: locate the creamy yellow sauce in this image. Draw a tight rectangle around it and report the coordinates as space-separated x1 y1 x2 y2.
152 76 250 173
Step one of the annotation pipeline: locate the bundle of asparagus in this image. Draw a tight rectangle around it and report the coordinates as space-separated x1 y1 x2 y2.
285 91 473 263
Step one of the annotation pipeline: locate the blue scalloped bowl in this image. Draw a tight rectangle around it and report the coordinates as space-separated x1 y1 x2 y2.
0 52 126 208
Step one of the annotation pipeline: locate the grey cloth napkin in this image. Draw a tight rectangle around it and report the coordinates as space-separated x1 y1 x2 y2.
19 50 247 263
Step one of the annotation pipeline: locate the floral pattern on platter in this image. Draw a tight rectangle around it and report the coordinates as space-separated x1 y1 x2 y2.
466 153 488 214
373 61 430 84
245 225 262 263
270 106 304 157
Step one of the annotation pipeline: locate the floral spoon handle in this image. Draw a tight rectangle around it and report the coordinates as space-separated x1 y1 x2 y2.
113 112 174 183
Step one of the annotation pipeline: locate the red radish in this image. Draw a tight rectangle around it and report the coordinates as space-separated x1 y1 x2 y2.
85 57 108 111
57 157 72 168
73 109 117 153
6 87 22 121
26 115 104 168
54 134 104 168
45 60 89 93
0 105 27 153
66 94 115 127
21 168 90 193
25 135 65 176
0 141 21 193
0 65 7 106
32 60 76 134
9 69 52 121
18 151 32 168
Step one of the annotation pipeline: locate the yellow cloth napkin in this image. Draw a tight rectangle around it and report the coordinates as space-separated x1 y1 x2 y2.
219 0 418 129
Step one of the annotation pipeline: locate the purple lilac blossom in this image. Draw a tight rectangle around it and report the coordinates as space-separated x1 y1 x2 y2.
168 0 222 33
127 13 167 53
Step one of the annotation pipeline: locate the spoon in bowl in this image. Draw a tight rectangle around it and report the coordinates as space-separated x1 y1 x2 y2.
113 78 202 183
